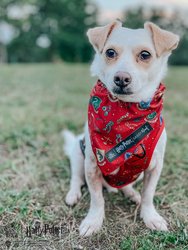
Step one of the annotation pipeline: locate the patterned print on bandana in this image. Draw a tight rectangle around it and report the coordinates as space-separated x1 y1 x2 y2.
88 80 165 188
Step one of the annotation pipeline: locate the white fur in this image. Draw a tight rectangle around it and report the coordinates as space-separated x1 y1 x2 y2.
63 22 178 236
63 131 85 206
62 130 76 157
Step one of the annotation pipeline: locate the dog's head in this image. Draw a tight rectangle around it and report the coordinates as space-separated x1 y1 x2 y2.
87 20 179 102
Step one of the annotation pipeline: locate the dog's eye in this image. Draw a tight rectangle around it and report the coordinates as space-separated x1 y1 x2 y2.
139 50 151 61
105 49 117 59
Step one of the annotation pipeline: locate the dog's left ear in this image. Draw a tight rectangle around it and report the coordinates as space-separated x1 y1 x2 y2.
87 20 122 53
144 22 180 57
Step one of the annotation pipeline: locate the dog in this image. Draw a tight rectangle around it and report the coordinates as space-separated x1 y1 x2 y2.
63 20 179 237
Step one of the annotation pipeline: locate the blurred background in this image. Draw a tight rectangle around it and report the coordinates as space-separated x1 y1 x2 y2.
0 2 187 248
0 0 187 64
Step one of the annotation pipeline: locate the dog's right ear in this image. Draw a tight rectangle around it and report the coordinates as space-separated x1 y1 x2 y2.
87 20 122 53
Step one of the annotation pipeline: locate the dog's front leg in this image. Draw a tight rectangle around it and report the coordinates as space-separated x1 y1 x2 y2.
140 129 168 231
79 127 105 236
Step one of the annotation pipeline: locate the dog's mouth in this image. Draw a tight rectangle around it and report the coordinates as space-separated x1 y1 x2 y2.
112 86 133 95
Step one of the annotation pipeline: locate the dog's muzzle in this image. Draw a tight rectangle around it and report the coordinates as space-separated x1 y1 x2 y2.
113 71 133 95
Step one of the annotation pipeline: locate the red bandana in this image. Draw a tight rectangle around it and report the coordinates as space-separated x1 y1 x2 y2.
88 80 165 188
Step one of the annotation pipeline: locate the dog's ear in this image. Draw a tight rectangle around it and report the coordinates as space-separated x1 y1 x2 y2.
87 20 122 53
144 22 179 57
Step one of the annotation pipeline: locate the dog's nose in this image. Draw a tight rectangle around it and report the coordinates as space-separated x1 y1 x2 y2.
114 71 132 87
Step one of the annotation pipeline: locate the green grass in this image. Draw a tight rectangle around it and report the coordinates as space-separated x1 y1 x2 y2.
0 64 187 249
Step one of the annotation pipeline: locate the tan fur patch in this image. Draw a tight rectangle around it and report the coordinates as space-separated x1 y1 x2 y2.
133 46 155 69
103 45 123 65
144 22 179 57
87 20 122 53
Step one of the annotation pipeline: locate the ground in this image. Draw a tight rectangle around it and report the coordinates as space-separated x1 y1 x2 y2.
0 64 187 249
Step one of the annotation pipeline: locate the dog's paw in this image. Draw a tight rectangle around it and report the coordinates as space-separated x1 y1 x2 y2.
79 212 104 237
102 179 118 193
129 191 141 205
106 186 118 193
65 189 81 206
122 186 141 205
141 207 168 231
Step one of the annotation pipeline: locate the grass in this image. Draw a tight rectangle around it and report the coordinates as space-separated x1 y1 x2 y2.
0 63 187 249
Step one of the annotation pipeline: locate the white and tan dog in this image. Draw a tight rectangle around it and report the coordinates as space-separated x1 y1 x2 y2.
63 20 179 237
